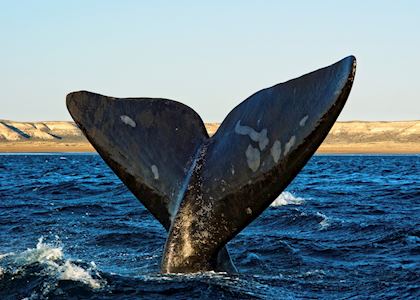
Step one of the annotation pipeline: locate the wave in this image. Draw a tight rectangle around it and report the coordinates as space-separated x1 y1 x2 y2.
0 237 105 297
316 212 330 230
270 192 305 207
0 238 278 299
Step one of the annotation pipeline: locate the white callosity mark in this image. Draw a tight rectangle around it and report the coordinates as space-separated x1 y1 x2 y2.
120 115 136 128
151 165 159 180
235 121 269 151
284 136 296 156
245 144 260 172
270 140 282 163
255 128 269 151
299 115 309 127
246 207 252 215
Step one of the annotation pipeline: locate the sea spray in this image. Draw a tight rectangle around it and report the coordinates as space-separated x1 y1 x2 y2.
0 237 105 293
316 212 330 230
270 192 305 207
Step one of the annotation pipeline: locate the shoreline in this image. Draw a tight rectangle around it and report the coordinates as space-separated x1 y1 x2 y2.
0 142 419 154
1 120 419 154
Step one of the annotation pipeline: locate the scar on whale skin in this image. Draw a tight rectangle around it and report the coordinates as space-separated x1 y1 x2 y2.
284 136 296 156
245 144 260 172
299 115 309 127
235 120 269 151
120 115 136 128
270 140 282 163
151 165 159 180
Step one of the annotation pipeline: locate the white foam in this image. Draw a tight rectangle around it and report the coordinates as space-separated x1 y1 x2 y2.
317 212 330 230
59 261 102 289
120 115 136 128
271 191 304 207
1 237 105 290
14 237 63 265
0 253 11 260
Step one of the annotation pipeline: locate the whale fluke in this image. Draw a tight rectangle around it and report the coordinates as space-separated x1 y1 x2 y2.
66 94 208 230
67 55 356 273
66 91 236 271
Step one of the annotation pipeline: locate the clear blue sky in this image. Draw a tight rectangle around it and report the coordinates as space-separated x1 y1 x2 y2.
1 1 419 122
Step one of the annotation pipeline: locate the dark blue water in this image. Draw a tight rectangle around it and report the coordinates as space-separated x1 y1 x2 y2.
0 154 419 299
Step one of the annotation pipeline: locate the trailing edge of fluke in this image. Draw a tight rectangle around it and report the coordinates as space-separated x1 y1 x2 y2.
66 55 356 273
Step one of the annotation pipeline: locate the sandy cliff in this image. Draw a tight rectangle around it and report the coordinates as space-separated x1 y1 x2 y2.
0 119 419 153
319 121 420 153
0 120 90 152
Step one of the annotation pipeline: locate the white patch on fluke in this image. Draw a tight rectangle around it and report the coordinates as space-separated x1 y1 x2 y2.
235 120 269 151
245 144 260 172
270 140 281 163
284 136 296 156
151 165 159 180
299 115 309 127
120 115 136 128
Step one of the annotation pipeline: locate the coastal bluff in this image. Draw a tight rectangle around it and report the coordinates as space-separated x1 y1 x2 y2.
1 119 419 153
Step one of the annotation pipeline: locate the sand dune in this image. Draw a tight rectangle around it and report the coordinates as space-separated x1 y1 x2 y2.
0 119 419 153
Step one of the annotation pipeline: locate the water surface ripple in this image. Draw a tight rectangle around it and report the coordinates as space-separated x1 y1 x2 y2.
0 154 419 299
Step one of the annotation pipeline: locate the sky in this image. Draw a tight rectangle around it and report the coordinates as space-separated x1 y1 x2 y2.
1 1 419 122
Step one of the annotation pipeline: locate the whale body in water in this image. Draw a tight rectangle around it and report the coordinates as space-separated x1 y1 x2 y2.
67 56 356 273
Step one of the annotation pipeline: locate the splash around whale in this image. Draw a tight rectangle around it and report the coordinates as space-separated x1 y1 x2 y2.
66 56 356 274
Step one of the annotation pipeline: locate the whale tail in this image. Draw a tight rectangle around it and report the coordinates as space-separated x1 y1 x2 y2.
67 56 356 273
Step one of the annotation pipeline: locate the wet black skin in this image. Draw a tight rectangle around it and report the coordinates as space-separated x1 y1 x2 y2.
67 56 356 273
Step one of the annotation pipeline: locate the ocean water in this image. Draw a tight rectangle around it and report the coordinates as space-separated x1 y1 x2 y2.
0 154 419 299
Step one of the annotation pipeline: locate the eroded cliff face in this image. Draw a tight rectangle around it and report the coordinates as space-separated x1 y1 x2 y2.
0 119 419 153
324 121 420 144
0 120 84 141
